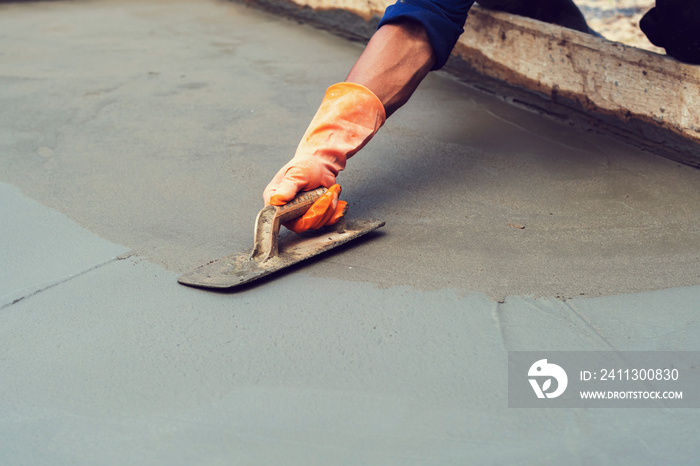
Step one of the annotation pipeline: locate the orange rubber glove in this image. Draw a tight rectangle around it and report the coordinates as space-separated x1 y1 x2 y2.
271 184 347 234
263 82 386 232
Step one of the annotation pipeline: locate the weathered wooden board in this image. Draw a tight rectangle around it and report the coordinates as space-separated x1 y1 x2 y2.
455 7 700 146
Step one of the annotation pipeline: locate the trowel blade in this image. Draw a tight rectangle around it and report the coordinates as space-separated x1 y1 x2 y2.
177 219 385 289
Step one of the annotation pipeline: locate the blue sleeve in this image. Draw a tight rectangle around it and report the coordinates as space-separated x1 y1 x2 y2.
377 0 475 70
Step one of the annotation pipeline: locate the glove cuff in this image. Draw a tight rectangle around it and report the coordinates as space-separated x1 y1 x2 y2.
295 81 386 175
324 82 387 126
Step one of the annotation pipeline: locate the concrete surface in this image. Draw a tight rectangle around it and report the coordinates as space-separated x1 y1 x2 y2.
1 0 699 464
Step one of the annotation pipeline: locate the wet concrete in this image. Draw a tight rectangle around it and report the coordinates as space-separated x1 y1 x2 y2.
1 0 699 463
2 0 699 299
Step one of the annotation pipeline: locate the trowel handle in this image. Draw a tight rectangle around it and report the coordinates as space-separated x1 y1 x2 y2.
274 187 328 224
251 187 328 261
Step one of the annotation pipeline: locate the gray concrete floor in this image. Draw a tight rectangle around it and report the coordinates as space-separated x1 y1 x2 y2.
1 0 699 464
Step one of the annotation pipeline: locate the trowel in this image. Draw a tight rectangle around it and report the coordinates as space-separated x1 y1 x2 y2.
177 187 385 289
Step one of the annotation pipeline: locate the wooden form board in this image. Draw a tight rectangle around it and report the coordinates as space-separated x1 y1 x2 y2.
456 7 700 146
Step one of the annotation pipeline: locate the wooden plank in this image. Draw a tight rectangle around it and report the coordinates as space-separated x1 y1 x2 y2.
456 7 700 145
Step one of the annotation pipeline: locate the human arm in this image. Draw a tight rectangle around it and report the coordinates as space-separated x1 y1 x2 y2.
263 0 475 231
345 21 435 117
262 21 434 208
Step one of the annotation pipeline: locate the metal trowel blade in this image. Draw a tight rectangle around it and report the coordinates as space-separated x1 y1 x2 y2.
177 218 384 289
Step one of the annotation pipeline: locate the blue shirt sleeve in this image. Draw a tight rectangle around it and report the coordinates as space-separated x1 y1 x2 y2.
378 0 475 70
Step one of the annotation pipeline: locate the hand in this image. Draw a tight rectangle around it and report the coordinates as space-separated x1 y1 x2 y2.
262 82 385 232
270 184 348 234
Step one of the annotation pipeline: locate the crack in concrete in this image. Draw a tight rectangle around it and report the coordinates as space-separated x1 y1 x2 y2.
561 299 619 351
0 257 122 310
492 301 510 353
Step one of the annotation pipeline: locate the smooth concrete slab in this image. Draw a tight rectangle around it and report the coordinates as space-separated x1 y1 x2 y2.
0 183 129 308
1 0 699 464
567 286 700 351
1 255 699 464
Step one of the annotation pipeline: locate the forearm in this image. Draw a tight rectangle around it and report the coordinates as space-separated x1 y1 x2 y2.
345 21 435 117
